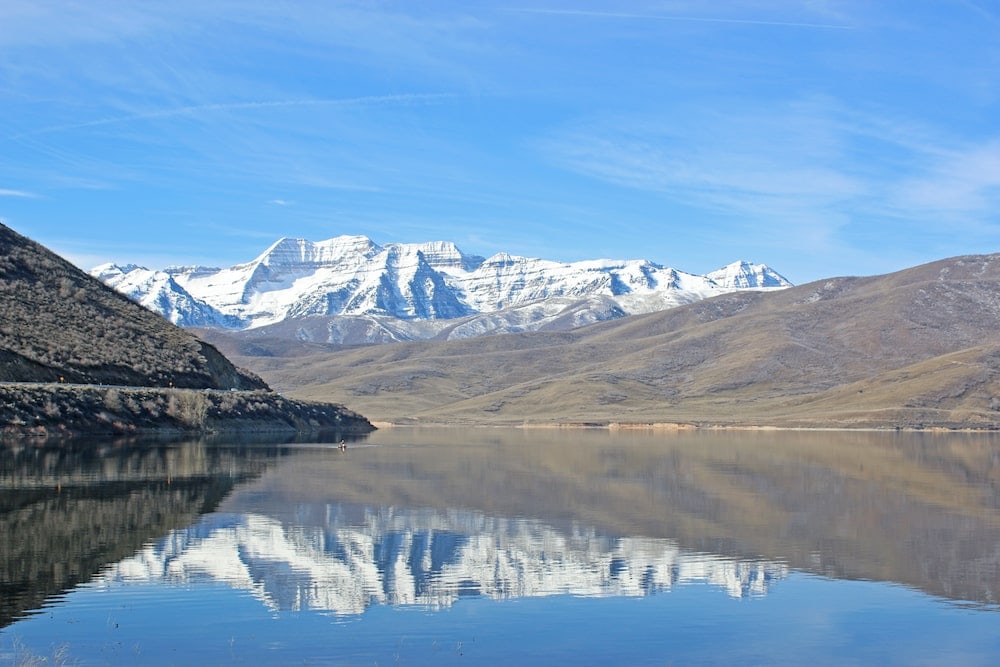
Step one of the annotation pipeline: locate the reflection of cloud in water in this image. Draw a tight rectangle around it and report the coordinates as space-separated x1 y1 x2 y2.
100 507 787 615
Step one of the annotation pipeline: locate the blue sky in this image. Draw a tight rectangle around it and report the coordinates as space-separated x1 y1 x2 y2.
2 1 999 284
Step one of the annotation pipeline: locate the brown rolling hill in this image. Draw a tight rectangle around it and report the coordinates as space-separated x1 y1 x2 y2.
203 253 1000 429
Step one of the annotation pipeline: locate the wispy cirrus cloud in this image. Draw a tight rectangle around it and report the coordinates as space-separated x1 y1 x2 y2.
957 0 1000 25
7 93 459 141
539 97 1000 257
3 1 996 283
0 1 492 102
503 7 854 30
887 139 1000 219
0 188 39 198
540 101 860 224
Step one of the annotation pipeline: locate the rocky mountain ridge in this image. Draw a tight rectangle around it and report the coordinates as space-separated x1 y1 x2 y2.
93 235 791 344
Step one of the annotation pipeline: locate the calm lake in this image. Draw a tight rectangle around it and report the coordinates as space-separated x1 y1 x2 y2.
2 427 1000 665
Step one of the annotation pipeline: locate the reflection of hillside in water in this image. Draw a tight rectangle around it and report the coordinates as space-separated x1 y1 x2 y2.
100 506 786 615
0 439 282 627
6 428 1000 626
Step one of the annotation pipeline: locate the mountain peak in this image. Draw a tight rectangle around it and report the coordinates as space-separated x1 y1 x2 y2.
254 235 381 269
398 240 483 271
92 262 144 278
93 236 793 344
707 261 791 289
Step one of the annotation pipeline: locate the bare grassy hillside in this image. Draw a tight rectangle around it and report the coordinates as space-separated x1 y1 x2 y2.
218 254 1000 429
0 223 265 390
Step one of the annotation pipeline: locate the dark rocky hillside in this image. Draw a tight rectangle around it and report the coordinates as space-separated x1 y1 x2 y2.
0 222 264 390
0 223 374 437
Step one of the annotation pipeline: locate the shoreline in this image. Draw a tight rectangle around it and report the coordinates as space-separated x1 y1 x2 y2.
1 385 375 440
368 420 1000 433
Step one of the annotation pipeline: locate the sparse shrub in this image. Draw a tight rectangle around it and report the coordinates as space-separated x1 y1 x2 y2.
58 277 74 298
104 388 121 411
166 390 209 427
218 392 239 411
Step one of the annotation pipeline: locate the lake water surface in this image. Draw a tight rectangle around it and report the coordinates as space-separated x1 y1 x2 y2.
2 427 1000 665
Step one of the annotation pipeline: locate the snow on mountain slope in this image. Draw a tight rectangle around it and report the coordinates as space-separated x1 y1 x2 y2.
92 235 792 343
92 263 238 327
706 260 790 288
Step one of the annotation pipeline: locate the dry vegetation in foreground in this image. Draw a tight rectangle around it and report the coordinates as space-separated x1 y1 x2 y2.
0 384 372 438
212 253 1000 430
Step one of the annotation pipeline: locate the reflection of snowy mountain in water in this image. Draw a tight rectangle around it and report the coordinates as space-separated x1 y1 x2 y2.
100 507 787 616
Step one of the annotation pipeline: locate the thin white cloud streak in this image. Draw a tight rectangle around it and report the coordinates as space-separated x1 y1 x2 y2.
957 0 1000 25
0 1 180 48
0 188 39 198
544 105 860 195
888 140 1000 218
0 1 493 103
504 7 854 30
539 101 1000 252
7 93 459 141
34 237 196 272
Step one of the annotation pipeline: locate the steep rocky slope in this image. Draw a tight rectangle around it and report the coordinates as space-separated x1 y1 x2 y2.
0 223 265 389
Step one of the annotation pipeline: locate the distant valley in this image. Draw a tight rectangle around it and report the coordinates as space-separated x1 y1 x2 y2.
204 253 1000 430
33 226 1000 430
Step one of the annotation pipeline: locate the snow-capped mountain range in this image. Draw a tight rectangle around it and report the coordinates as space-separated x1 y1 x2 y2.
100 505 787 616
92 235 792 345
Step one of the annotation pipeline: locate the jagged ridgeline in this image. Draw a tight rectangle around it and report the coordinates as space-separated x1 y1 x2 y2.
0 222 265 389
93 235 791 345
